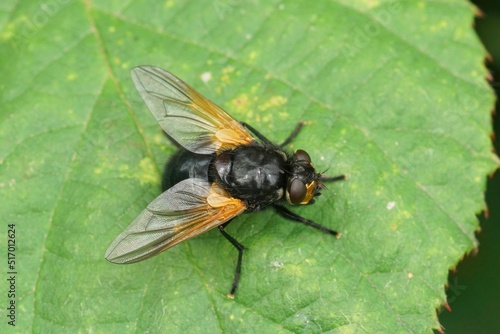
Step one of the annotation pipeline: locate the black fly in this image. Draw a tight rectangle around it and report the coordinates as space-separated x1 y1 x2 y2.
105 66 345 298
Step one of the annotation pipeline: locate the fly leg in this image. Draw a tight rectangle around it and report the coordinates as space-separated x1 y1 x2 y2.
272 203 340 237
240 122 274 146
278 121 304 147
241 121 305 147
320 174 346 182
218 221 245 299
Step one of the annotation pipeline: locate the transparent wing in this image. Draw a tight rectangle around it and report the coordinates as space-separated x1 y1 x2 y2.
131 66 254 154
105 179 246 264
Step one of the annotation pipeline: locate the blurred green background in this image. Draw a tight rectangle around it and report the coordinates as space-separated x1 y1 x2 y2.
438 0 500 332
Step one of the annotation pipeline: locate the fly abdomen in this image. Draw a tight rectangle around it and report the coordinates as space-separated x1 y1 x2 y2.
162 149 215 191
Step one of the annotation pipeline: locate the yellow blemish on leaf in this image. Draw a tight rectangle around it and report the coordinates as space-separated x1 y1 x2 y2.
285 264 304 278
118 158 159 185
258 95 287 111
365 0 380 8
221 66 235 84
137 158 159 185
153 134 164 144
279 111 289 119
67 73 77 81
262 114 273 123
430 20 448 32
250 83 261 94
399 210 412 219
470 69 480 79
94 167 103 175
109 26 116 33
230 93 250 113
165 0 174 8
1 23 14 40
453 28 466 40
248 51 258 61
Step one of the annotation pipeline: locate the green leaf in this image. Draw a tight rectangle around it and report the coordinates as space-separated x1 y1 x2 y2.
1 0 497 332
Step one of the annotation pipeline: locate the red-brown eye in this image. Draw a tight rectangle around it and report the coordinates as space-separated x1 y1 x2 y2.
289 178 307 204
295 149 311 163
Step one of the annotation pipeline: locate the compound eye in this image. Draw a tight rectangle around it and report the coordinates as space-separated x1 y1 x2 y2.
289 178 307 205
295 149 311 163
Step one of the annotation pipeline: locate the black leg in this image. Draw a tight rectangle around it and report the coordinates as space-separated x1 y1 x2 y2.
240 122 273 146
273 204 340 237
320 174 347 182
241 121 305 147
278 121 304 147
218 222 245 299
